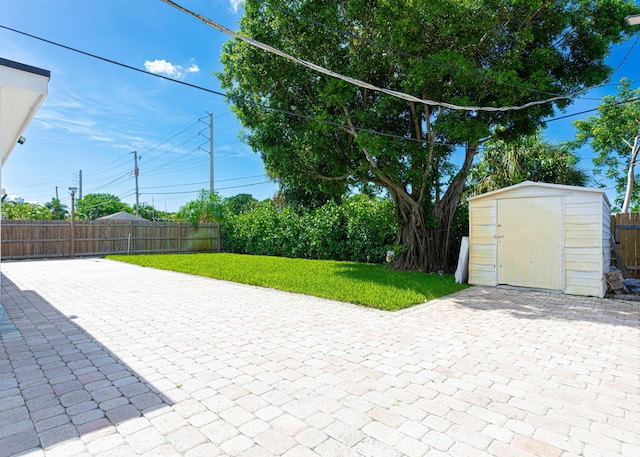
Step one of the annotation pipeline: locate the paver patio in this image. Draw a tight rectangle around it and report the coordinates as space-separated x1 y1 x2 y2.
0 258 638 457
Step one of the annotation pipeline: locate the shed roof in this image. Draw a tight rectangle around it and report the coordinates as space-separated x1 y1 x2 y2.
96 211 149 221
0 58 50 167
467 180 610 206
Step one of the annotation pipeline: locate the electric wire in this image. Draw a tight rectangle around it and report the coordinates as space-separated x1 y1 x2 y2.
140 174 267 190
3 23 637 147
143 180 270 195
256 0 559 98
1 17 636 207
546 96 640 123
161 0 598 112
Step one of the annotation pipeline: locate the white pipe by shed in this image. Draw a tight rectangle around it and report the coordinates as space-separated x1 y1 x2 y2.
467 181 611 298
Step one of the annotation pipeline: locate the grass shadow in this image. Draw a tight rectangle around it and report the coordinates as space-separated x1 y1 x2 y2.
331 262 468 309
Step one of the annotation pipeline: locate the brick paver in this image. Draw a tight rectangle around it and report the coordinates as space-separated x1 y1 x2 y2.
0 258 638 456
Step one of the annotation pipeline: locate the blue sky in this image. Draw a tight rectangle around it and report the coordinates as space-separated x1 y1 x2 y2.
1 0 639 212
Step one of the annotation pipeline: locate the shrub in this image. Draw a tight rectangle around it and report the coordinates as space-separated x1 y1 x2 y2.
222 195 396 263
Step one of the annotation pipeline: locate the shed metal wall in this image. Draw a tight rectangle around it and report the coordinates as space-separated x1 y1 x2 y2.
468 182 609 298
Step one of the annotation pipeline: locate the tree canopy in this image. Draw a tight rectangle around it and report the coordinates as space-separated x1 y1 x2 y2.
224 193 258 215
1 197 51 220
75 193 132 220
470 132 591 195
219 0 638 270
175 190 224 226
571 78 640 211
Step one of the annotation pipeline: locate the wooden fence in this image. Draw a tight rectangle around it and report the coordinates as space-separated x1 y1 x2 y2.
611 213 640 279
1 220 221 260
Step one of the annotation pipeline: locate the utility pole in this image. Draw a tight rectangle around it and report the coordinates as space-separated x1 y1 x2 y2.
132 151 140 216
199 112 214 194
79 170 83 199
55 186 58 200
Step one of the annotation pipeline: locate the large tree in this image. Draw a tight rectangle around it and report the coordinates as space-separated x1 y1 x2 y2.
219 0 638 271
571 78 640 212
75 193 132 220
470 131 591 195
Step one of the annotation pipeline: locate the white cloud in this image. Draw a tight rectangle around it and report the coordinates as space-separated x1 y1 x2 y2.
144 59 183 78
144 59 201 78
229 0 242 13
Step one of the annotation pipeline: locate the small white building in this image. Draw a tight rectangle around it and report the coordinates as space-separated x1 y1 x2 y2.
468 181 610 298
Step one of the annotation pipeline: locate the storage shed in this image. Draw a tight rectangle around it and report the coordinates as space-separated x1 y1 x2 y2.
468 181 610 298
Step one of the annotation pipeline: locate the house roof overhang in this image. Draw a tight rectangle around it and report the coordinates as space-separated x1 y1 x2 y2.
0 57 50 167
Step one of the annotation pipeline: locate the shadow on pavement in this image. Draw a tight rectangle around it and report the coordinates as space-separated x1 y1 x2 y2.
0 274 173 456
450 286 640 327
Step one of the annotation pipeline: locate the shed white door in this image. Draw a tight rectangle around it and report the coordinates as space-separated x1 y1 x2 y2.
497 197 561 290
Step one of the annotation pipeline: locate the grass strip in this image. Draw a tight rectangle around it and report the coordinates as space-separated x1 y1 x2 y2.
107 253 468 311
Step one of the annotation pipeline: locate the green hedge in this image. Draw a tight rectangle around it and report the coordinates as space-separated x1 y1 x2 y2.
222 195 397 263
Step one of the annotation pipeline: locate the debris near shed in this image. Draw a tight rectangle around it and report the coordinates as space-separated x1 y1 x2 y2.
605 270 626 295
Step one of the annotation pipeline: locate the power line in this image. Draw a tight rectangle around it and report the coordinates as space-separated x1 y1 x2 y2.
546 96 640 123
259 0 640 102
162 0 596 113
143 180 270 195
140 174 267 190
3 22 636 150
256 0 560 98
83 172 132 194
0 24 444 145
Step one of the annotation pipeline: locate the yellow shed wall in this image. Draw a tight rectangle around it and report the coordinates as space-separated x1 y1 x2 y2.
468 183 609 298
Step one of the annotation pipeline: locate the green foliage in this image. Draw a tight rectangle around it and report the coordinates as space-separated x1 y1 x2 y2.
218 0 638 270
45 198 69 220
176 190 224 226
470 131 592 195
570 78 640 209
222 195 397 263
223 193 258 215
2 198 51 220
75 193 132 220
108 253 468 310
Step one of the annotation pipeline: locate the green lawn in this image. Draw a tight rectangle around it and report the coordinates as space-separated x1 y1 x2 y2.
107 253 468 311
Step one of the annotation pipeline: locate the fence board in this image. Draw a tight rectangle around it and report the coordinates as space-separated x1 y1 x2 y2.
611 213 640 279
1 220 220 260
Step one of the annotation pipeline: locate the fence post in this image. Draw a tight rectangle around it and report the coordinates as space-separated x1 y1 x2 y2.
129 221 134 254
177 222 181 253
69 218 75 258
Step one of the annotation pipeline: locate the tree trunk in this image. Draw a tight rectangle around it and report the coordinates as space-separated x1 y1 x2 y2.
392 197 430 271
393 144 477 272
622 135 640 213
393 194 464 272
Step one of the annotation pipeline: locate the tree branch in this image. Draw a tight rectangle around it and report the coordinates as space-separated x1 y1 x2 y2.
315 171 352 181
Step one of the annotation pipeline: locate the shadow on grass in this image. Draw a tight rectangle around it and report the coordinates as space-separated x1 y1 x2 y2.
332 262 468 304
0 274 173 456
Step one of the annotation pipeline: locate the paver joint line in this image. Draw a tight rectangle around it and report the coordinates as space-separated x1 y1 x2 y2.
0 259 638 457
